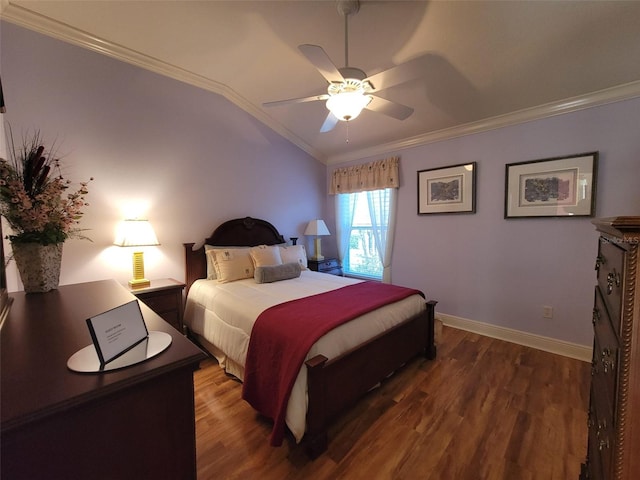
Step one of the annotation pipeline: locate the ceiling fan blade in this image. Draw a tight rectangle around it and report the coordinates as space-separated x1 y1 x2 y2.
320 112 339 133
366 95 414 120
263 93 329 108
365 54 429 92
298 44 345 84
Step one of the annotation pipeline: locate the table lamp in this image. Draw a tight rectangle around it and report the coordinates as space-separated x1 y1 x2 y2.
304 219 330 261
114 219 159 288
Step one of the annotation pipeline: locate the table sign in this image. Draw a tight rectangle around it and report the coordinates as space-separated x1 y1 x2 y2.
68 299 172 373
87 299 149 365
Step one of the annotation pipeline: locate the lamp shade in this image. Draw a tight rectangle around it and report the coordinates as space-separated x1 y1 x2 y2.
304 219 330 236
114 219 159 247
326 92 371 121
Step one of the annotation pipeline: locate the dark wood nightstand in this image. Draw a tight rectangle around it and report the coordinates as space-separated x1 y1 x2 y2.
307 257 343 276
129 278 185 333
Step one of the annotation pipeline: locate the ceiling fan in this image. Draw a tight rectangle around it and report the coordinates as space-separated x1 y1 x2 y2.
263 0 427 133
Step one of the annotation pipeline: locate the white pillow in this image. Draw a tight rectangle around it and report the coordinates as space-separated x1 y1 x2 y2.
204 245 217 280
209 247 254 283
205 245 253 280
279 244 307 270
250 244 283 267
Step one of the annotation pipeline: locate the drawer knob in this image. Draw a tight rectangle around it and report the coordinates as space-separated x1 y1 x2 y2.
601 358 615 374
595 255 605 271
607 269 621 295
598 439 610 451
598 419 607 434
592 307 600 325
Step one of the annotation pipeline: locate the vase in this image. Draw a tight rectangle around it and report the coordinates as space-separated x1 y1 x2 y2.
12 242 63 293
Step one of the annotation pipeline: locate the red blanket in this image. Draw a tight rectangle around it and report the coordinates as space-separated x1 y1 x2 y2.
241 281 422 446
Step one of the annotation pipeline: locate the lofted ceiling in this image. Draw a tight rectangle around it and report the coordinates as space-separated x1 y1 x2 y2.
2 0 640 165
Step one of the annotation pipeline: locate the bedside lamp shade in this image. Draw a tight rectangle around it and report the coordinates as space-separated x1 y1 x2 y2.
114 219 159 288
304 219 330 261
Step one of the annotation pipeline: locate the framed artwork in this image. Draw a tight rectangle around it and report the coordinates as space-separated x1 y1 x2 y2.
505 152 598 218
418 162 476 215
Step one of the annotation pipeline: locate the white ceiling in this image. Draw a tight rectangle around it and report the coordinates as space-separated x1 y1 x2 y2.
2 0 640 164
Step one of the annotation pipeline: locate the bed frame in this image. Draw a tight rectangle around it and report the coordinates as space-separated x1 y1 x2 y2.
184 216 437 458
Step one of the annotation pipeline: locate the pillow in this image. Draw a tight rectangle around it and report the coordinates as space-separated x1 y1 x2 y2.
250 245 283 267
209 247 254 283
254 262 302 284
204 245 218 280
279 244 307 270
204 245 252 280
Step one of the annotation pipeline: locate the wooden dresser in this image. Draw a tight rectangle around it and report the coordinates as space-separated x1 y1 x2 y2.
581 217 640 479
1 279 206 480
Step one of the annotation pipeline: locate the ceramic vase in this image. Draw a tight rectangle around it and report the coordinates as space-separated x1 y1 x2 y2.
12 242 63 293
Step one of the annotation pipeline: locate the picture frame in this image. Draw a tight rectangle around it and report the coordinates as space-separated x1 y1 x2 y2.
504 152 598 218
417 162 476 215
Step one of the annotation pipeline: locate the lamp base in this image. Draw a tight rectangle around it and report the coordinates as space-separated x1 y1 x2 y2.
310 237 325 262
128 278 150 289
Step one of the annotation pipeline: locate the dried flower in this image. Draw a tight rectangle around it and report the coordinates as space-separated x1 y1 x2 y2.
0 127 93 245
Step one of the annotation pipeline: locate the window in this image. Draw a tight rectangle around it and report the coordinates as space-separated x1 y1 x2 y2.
336 188 396 281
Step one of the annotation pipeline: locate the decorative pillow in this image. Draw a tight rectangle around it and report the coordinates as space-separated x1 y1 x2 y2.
210 247 254 283
250 245 283 267
279 244 307 270
254 262 302 284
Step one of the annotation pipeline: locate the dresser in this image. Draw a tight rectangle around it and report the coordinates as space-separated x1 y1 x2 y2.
1 280 206 480
581 217 640 480
308 257 343 276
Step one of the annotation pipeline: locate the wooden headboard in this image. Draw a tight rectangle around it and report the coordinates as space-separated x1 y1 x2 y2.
183 217 286 295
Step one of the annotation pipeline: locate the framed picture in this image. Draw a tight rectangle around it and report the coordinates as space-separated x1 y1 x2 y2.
505 152 598 218
418 162 476 215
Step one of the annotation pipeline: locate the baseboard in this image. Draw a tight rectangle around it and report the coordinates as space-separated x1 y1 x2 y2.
437 313 592 362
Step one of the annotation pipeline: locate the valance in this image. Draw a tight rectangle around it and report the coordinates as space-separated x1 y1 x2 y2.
329 157 399 194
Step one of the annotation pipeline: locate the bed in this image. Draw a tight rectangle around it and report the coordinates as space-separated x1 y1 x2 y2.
183 216 437 457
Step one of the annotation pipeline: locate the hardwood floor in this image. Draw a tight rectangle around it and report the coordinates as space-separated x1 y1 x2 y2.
193 326 590 479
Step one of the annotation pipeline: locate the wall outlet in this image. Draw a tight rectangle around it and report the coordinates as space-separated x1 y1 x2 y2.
543 305 553 319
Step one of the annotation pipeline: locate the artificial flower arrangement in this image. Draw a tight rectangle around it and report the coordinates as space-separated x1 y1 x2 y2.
0 128 92 245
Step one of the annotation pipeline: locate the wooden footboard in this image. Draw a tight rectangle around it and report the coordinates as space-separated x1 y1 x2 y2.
304 299 437 458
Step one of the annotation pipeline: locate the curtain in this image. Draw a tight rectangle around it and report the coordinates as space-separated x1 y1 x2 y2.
335 192 357 266
330 156 399 194
332 156 400 282
367 188 397 283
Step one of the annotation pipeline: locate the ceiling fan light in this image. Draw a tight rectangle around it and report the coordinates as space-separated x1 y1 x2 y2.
326 91 371 121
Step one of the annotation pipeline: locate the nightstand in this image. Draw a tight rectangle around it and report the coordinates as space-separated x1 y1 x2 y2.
307 257 343 276
129 278 185 333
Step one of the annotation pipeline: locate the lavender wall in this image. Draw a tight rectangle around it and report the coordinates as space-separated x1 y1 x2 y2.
0 22 326 291
328 97 640 346
2 21 639 347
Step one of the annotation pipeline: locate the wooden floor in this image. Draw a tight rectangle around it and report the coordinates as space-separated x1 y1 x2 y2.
193 326 590 479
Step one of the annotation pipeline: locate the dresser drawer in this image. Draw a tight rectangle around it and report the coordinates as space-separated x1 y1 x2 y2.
587 388 608 480
596 238 625 335
308 258 343 276
136 292 176 313
317 258 340 270
592 288 620 415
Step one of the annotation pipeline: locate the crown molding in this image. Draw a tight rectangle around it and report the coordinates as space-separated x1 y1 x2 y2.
0 1 326 163
3 1 639 168
326 80 640 164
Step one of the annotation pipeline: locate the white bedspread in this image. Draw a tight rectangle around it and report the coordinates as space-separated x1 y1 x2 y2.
184 270 426 443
